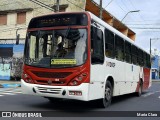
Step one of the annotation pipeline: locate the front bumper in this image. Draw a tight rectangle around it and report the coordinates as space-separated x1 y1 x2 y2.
21 79 89 101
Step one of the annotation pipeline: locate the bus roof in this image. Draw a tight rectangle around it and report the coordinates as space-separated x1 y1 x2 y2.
87 11 149 55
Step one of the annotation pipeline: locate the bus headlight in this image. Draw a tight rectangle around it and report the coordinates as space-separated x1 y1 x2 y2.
68 73 88 86
22 72 33 83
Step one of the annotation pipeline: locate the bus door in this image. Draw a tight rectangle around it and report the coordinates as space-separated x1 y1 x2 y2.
89 25 105 100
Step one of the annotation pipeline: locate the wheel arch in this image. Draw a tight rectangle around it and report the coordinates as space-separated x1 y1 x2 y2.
105 76 114 89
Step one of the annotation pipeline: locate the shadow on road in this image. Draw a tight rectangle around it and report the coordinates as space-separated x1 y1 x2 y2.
28 91 150 111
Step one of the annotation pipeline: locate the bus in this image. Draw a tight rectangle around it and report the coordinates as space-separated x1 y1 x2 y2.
21 11 151 108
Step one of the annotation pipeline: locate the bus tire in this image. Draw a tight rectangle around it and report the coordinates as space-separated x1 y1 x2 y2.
135 81 143 97
99 81 113 108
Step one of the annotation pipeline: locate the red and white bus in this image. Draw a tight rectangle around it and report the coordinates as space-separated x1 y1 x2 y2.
21 11 151 108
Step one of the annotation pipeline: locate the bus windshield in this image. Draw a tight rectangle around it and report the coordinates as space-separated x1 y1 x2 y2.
24 28 87 68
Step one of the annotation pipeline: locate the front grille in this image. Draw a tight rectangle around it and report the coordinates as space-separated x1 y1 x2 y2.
32 71 72 78
36 80 65 85
37 87 62 94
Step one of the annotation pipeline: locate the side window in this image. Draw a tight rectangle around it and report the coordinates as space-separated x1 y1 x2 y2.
91 26 104 64
147 54 151 68
143 52 147 67
138 50 144 66
125 41 132 63
115 35 124 61
132 45 138 65
105 28 115 58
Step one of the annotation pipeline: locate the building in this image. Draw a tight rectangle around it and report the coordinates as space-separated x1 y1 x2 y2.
0 0 136 80
151 55 160 80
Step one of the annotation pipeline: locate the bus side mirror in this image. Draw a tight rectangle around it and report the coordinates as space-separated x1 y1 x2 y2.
16 34 20 45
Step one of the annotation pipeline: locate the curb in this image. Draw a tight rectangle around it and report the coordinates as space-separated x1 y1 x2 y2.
152 80 160 82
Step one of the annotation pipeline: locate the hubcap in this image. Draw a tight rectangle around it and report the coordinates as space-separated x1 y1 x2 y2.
105 87 111 101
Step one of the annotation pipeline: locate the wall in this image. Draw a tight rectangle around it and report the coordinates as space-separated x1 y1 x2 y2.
0 0 86 41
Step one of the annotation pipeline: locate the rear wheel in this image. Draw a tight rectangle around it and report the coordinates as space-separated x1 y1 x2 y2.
136 81 143 97
99 81 113 108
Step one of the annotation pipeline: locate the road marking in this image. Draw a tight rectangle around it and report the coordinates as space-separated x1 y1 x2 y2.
158 96 160 99
142 91 160 97
142 92 155 97
155 90 160 93
3 91 22 93
0 93 16 95
0 88 22 97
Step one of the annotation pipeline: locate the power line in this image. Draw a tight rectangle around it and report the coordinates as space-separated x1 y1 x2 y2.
115 0 126 13
28 0 54 11
130 27 160 29
66 0 85 10
120 0 130 11
127 24 160 25
34 0 53 10
104 0 114 8
126 20 160 23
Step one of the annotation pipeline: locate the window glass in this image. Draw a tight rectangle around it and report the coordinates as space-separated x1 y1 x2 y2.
25 29 87 68
132 45 138 65
138 49 144 66
147 54 151 68
125 41 132 63
115 35 124 61
143 52 147 67
91 26 104 64
105 28 115 58
0 14 7 25
17 12 26 24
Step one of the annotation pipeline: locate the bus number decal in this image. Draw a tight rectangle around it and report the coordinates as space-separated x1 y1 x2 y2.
106 61 115 68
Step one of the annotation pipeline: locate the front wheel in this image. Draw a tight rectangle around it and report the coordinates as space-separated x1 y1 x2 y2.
99 81 113 108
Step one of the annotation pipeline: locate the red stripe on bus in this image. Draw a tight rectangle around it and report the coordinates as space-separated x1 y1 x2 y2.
143 68 151 90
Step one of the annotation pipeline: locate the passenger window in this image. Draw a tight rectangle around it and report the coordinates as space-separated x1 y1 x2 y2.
138 49 144 66
144 53 147 67
146 54 151 68
132 45 138 65
115 35 124 61
105 28 115 58
125 41 132 63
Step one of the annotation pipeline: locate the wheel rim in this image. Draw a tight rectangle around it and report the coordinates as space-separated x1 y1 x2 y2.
105 87 111 102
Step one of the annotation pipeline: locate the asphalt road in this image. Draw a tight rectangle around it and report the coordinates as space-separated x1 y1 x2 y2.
0 82 160 120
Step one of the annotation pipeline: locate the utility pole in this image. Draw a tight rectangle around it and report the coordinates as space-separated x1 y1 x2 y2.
56 0 60 12
100 0 103 19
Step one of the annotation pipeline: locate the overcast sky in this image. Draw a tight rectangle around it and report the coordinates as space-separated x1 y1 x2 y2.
94 0 160 54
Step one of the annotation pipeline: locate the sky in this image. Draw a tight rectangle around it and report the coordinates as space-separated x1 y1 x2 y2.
94 0 160 54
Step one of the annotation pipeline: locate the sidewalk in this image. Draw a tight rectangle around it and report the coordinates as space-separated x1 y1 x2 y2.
152 79 160 82
0 80 21 88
